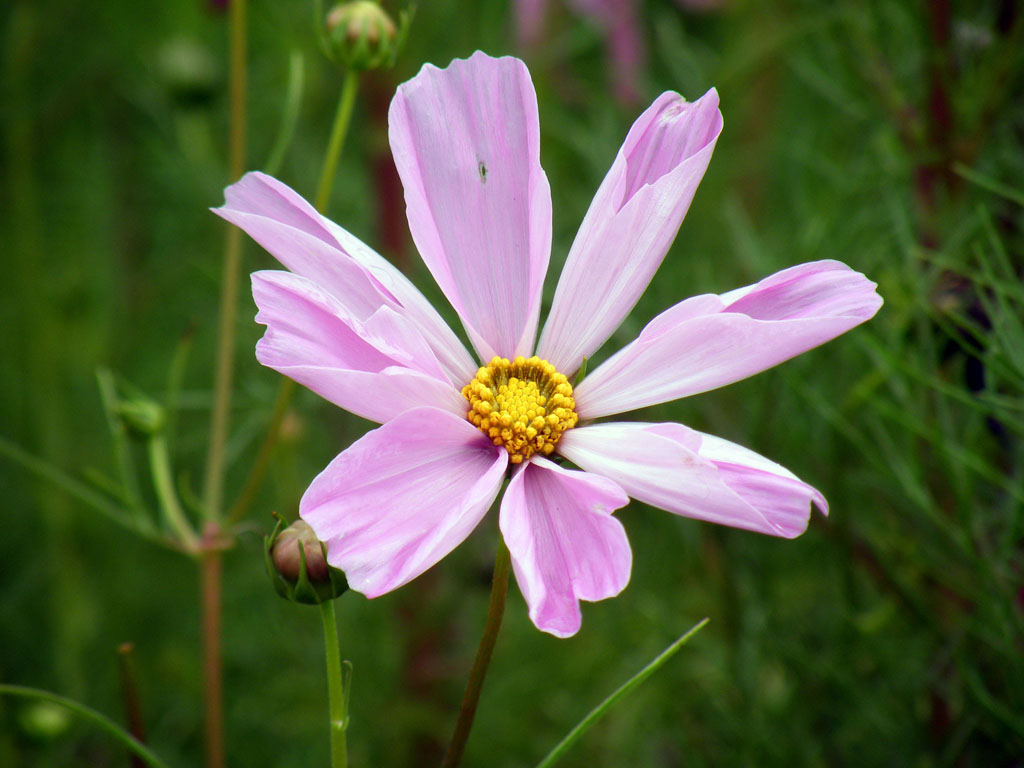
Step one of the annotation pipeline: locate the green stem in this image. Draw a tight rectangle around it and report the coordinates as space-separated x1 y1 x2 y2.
226 378 295 525
199 3 247 766
320 600 348 768
0 685 173 768
441 537 511 768
535 618 710 768
227 70 358 523
315 69 359 213
148 435 199 552
96 368 144 512
0 434 162 542
202 0 248 522
263 51 305 177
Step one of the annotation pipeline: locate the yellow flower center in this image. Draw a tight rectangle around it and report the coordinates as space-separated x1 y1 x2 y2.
462 356 578 464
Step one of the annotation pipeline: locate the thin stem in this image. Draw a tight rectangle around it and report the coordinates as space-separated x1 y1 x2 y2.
441 537 511 768
96 368 144 512
227 70 359 523
148 435 199 552
202 0 248 521
203 227 243 520
315 69 359 212
198 3 246 766
320 600 348 768
0 434 158 541
226 378 295 525
200 536 224 768
116 643 148 768
263 51 305 177
0 685 172 768
535 618 710 768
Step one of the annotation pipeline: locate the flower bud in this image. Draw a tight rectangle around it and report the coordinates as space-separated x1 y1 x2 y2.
116 399 166 436
265 517 348 604
324 1 404 70
17 702 72 742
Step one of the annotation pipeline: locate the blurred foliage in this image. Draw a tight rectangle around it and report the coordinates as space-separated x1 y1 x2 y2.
2 0 1022 766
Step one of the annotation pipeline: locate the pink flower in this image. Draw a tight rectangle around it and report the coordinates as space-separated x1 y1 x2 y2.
216 52 882 637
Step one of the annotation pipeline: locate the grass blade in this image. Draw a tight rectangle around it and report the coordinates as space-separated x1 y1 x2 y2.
535 618 710 768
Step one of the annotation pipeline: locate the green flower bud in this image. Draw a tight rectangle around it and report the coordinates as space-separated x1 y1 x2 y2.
265 517 348 604
17 702 72 742
324 1 406 71
115 399 166 436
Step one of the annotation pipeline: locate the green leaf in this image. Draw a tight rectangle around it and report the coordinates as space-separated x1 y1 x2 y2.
0 684 174 768
535 618 710 768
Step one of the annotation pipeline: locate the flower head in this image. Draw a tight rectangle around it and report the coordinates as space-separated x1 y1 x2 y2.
216 52 881 637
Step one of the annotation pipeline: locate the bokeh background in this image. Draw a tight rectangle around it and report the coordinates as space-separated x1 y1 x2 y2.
2 0 1023 766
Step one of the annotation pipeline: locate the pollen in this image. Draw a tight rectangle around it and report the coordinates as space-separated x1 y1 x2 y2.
462 356 578 464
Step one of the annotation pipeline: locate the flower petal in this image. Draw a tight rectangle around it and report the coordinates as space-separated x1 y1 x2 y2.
500 457 631 637
557 422 824 538
302 407 507 597
537 89 722 374
216 172 477 384
253 270 465 423
389 52 552 361
575 260 883 418
694 429 828 532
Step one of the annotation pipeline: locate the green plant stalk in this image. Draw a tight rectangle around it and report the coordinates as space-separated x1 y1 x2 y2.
315 69 359 212
203 0 249 522
164 325 197 457
198 1 247 767
228 70 359 524
227 378 295 525
441 537 511 768
320 601 348 768
535 618 710 768
148 435 199 552
263 51 305 176
0 685 172 768
96 368 144 512
0 434 158 540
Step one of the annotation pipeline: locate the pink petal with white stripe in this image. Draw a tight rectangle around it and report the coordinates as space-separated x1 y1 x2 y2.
537 89 722 374
694 429 828 531
557 422 825 538
389 52 552 361
575 260 883 418
500 457 631 637
216 172 476 384
302 408 508 597
253 271 465 423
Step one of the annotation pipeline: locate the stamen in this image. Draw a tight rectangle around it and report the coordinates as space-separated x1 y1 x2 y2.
462 356 578 464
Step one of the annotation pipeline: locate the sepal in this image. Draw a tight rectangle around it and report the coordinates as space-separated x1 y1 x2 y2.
265 515 348 604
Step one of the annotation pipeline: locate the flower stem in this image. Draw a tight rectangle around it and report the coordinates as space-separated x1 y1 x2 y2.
320 600 348 768
315 69 359 213
441 536 511 768
203 0 248 523
200 533 224 768
148 435 199 552
199 2 246 766
0 685 172 768
226 378 295 525
227 70 358 524
115 643 148 768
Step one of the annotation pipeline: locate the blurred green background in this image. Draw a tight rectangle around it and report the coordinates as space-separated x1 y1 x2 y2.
2 0 1023 766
